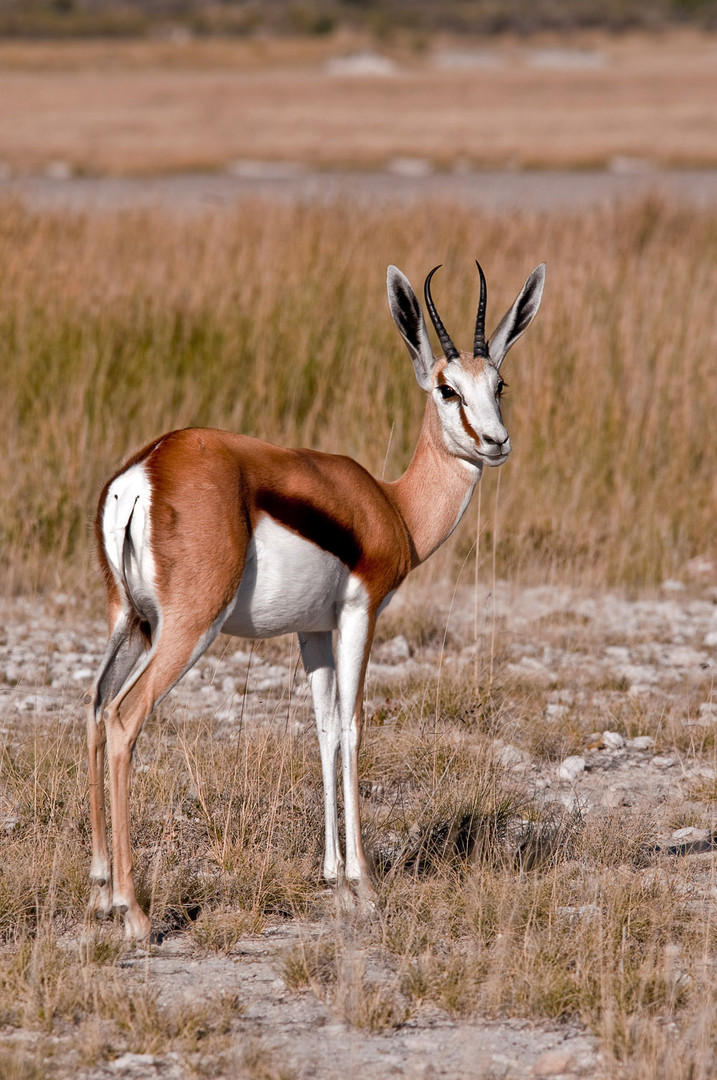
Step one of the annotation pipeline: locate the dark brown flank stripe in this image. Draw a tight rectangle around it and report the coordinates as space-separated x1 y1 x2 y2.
256 490 363 569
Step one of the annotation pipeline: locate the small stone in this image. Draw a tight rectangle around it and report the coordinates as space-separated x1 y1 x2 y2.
671 826 709 843
653 755 677 769
557 755 586 781
662 579 686 593
602 730 626 749
72 667 93 681
494 741 532 771
628 735 655 751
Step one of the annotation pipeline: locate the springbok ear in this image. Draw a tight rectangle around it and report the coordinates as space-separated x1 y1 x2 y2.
387 266 435 391
488 263 546 370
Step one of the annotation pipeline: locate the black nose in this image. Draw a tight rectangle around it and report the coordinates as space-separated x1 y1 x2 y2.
482 433 503 446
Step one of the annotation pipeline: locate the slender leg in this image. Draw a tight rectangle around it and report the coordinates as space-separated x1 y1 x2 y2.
86 599 134 919
335 601 376 901
86 696 112 917
298 631 343 884
104 607 227 941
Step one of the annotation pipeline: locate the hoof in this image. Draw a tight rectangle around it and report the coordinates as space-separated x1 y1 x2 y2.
334 878 379 919
88 883 113 920
114 902 152 944
348 876 378 908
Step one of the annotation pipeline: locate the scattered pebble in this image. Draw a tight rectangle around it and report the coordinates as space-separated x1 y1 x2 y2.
628 735 655 751
602 730 626 749
494 740 532 771
671 826 710 843
557 756 586 781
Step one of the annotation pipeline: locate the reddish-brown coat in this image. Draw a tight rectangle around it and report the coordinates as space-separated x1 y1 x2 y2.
99 427 417 615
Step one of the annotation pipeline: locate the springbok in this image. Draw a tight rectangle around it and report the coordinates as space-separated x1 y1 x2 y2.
85 260 545 940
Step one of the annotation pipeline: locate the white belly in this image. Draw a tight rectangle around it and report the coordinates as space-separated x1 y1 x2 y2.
221 516 350 639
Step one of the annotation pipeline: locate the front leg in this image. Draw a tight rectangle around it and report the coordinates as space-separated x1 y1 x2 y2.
298 631 344 885
336 595 376 902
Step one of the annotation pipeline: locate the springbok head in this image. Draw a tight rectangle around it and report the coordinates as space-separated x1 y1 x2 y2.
387 261 545 467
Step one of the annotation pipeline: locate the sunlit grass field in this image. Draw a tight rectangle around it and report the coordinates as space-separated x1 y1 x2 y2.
3 193 717 1078
1 195 717 593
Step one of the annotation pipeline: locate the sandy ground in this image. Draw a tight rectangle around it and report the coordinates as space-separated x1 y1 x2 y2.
1 31 716 176
3 577 717 1078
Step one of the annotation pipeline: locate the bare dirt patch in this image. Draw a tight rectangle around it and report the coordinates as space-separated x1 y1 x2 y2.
1 30 716 177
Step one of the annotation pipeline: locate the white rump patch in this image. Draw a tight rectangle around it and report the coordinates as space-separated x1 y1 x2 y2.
101 462 157 607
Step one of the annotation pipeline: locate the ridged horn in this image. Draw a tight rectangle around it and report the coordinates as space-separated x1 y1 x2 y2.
423 265 459 361
473 260 489 359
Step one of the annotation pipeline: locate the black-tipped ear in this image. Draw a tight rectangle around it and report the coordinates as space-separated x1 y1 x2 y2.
387 265 435 391
488 263 546 370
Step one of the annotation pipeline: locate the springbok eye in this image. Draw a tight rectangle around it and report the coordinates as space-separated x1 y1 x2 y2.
437 384 459 402
496 378 507 398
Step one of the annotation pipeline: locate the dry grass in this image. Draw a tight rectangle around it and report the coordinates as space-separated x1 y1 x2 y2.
2 195 717 592
2 645 717 1077
0 30 716 175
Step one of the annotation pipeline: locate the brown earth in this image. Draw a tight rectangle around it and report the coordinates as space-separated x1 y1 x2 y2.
1 30 716 178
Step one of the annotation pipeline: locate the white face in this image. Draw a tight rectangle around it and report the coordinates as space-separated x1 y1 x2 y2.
432 353 511 467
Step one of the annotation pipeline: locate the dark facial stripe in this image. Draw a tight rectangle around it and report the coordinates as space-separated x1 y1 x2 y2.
458 404 480 443
256 489 363 569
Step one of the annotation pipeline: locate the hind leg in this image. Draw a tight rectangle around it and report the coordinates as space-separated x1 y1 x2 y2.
86 604 150 920
104 605 229 941
86 698 112 917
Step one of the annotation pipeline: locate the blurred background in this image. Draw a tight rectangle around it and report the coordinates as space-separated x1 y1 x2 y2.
1 0 717 593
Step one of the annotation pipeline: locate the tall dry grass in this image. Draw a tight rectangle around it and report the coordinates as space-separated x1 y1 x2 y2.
1 195 717 592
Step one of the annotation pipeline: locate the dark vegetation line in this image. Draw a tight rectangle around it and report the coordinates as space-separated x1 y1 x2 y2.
1 0 716 40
